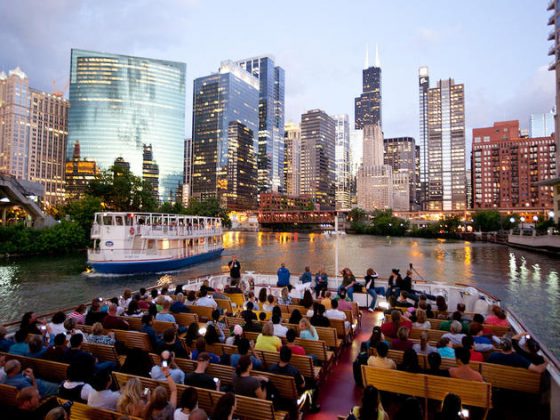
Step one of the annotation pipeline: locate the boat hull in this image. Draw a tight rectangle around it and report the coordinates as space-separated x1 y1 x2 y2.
88 248 224 275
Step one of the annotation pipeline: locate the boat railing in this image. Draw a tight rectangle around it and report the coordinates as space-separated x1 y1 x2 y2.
137 225 222 238
88 245 224 261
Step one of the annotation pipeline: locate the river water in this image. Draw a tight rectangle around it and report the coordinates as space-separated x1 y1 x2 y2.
1 232 558 356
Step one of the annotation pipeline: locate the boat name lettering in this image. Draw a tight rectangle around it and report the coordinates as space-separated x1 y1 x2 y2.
105 241 114 247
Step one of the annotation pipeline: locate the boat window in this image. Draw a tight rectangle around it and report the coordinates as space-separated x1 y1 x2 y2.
103 216 113 225
147 240 154 249
96 214 102 225
125 215 133 226
115 216 124 226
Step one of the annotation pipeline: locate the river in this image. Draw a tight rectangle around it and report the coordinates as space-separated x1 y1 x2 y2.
1 232 559 356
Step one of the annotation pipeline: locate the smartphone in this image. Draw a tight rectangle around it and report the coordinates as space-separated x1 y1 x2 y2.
213 377 219 383
461 408 469 418
40 325 47 331
98 297 103 302
525 334 531 340
162 360 168 368
143 387 149 396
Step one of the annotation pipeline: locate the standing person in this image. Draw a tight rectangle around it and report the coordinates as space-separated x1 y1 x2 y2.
314 268 329 299
364 268 383 313
228 256 241 286
300 266 312 284
277 263 292 289
340 268 357 301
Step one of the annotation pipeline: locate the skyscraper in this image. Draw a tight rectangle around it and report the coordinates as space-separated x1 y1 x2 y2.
191 61 259 210
0 68 69 207
427 78 466 211
530 110 555 137
355 46 382 129
548 1 560 175
65 141 99 200
333 114 352 209
284 122 301 197
384 137 418 211
142 144 159 202
68 49 186 202
235 56 285 193
300 109 336 209
418 66 430 208
183 138 192 205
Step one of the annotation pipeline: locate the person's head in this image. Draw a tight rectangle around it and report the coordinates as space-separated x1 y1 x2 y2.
186 322 199 339
108 303 118 316
5 359 22 376
501 337 513 352
526 336 541 354
45 407 68 420
456 303 466 313
359 385 381 418
127 299 140 315
315 304 326 316
271 312 281 325
397 326 410 341
376 341 389 358
212 392 236 420
205 324 220 345
299 317 312 332
28 334 43 353
196 352 210 371
267 294 275 305
212 309 220 322
279 345 292 363
147 385 170 412
302 290 313 308
142 314 153 326
391 310 401 324
151 289 159 299
451 311 462 322
468 322 483 336
455 346 470 366
179 386 198 411
289 309 302 324
461 335 474 350
163 328 177 344
140 287 147 297
63 317 77 332
14 329 27 343
258 312 267 321
492 305 507 320
428 352 442 370
74 304 87 315
420 331 429 350
281 287 289 299
441 393 463 420
304 266 310 273
92 370 112 391
92 322 105 336
174 285 184 295
54 333 67 347
161 286 169 295
473 313 485 324
331 298 339 310
187 290 197 302
436 295 447 311
286 328 297 343
391 268 399 275
236 355 252 375
16 386 40 410
119 377 143 406
437 337 451 349
52 311 66 325
280 263 285 268
258 287 267 303
123 288 132 300
237 338 250 355
272 305 282 319
402 348 420 372
70 333 84 348
400 290 408 300
199 287 208 298
262 321 274 336
338 288 347 300
450 321 462 334
366 268 375 276
195 337 207 353
369 326 383 347
246 301 254 311
415 308 427 324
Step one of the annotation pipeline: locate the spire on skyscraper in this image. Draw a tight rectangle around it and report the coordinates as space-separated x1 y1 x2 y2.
375 44 381 68
364 44 369 69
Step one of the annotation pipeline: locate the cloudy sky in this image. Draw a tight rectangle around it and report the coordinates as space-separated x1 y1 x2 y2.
0 0 554 146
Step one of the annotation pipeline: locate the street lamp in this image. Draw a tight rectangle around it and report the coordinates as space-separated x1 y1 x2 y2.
509 217 515 224
520 216 525 230
548 211 555 219
532 215 539 223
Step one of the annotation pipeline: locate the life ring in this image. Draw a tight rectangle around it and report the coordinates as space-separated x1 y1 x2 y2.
129 227 135 235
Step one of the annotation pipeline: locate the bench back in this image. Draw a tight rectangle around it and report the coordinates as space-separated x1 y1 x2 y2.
328 318 348 339
480 362 541 393
81 342 120 364
174 312 200 327
188 305 214 321
409 328 445 341
361 365 426 398
288 305 307 314
113 329 152 352
215 298 234 314
294 338 329 362
314 326 340 348
119 316 142 330
257 350 315 379
224 293 245 308
0 383 18 407
58 398 142 420
153 320 177 334
425 374 492 408
2 352 68 383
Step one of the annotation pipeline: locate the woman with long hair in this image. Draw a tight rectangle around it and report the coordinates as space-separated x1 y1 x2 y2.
204 324 221 345
298 317 319 341
288 309 303 325
257 288 268 309
143 372 177 420
117 377 147 417
348 385 388 420
212 392 236 420
412 308 431 330
438 393 465 420
185 322 200 347
413 330 437 355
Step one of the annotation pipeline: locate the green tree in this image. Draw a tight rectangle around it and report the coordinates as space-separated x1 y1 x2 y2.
185 198 231 228
472 210 501 232
62 195 103 240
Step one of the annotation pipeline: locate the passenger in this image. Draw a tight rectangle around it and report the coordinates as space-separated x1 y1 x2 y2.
227 255 241 286
141 314 161 348
225 324 244 346
196 287 217 309
320 290 333 310
386 268 403 300
412 308 431 329
380 310 412 339
300 266 313 284
170 293 190 314
485 305 509 327
184 352 220 391
301 289 315 317
244 292 259 311
144 375 177 420
435 296 448 319
488 338 547 373
102 303 130 330
87 370 120 410
512 332 545 365
456 303 471 321
366 326 388 351
64 317 85 339
425 352 449 377
230 337 263 370
364 267 383 312
212 392 236 420
19 311 43 335
437 392 465 420
277 263 292 289
395 291 414 308
68 304 87 325
442 321 466 346
439 311 468 333
268 346 308 417
461 335 484 362
262 294 276 313
190 337 220 364
325 298 349 327
44 333 69 362
413 330 437 355
288 309 303 326
394 397 424 420
47 311 67 340
340 267 357 301
255 321 282 352
212 283 228 301
203 324 221 346
120 348 153 378
158 328 189 359
59 363 94 402
257 288 268 310
232 355 268 399
399 348 421 373
9 330 30 355
449 347 483 382
87 322 116 345
0 326 14 352
334 287 353 311
468 322 495 352
240 301 257 322
151 350 184 384
207 309 226 343
4 359 59 397
314 268 329 299
185 291 197 306
26 334 47 358
391 326 413 351
174 386 199 420
309 304 330 327
278 287 292 305
116 377 147 417
367 342 396 369
299 318 319 341
417 295 434 319
286 328 306 355
272 307 288 337
436 337 455 359
347 385 389 420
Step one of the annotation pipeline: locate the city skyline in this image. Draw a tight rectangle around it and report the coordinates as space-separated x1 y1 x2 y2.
0 1 554 147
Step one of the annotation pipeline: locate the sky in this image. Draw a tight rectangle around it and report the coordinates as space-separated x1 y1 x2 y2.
0 0 554 152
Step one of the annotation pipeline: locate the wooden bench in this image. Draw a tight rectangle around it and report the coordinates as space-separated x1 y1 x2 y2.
257 350 321 381
2 352 68 383
224 293 245 309
153 320 177 334
361 365 492 420
328 318 351 340
82 342 121 365
215 298 234 314
225 316 245 328
119 316 142 330
113 329 153 352
287 305 307 314
294 338 334 367
314 326 342 353
189 305 214 321
410 328 446 341
57 398 143 420
0 383 18 407
480 362 541 394
175 312 200 327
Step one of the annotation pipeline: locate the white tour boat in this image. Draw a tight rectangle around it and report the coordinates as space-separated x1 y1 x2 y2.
87 212 224 274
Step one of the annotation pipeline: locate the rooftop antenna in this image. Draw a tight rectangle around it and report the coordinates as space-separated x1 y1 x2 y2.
375 43 381 68
364 44 369 69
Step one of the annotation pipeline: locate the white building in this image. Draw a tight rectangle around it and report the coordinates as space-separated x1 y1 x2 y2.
284 122 301 196
332 114 352 209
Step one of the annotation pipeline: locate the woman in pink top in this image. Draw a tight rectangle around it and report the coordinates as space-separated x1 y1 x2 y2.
484 305 509 327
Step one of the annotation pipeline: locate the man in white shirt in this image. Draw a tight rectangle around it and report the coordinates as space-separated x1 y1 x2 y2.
325 299 351 330
442 321 466 346
196 288 217 309
87 371 120 410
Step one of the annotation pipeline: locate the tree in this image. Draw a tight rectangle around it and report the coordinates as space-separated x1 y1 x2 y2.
185 198 231 228
472 210 501 232
62 195 103 240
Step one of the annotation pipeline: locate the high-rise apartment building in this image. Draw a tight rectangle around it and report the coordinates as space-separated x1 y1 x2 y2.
355 47 382 129
333 114 352 209
284 122 301 197
142 144 159 202
548 1 560 175
418 66 430 208
427 78 466 211
0 68 68 207
182 138 192 205
65 141 99 199
530 110 555 138
191 61 259 210
235 56 285 193
384 137 418 211
68 49 186 202
300 109 336 209
472 120 556 209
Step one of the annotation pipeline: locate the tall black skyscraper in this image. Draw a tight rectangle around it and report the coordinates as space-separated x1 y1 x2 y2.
355 46 382 129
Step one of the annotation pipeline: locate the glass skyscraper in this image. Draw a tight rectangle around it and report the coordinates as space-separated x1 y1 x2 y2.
354 52 382 130
191 61 259 209
67 49 186 202
530 111 555 137
235 56 285 193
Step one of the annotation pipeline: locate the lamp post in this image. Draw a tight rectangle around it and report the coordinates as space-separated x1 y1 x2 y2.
520 216 525 230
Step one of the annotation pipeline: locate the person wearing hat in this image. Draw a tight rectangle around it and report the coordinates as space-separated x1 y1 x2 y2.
184 352 220 391
488 338 548 373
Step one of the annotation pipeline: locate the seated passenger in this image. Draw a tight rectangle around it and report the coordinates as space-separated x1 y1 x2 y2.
485 305 509 327
271 307 288 337
286 328 306 355
184 352 220 391
158 328 189 359
9 330 30 355
190 337 220 364
367 342 396 369
442 321 466 346
299 318 319 341
101 304 129 330
348 385 389 420
233 355 269 399
25 334 46 358
449 347 483 382
268 346 308 417
462 335 484 362
488 338 547 373
255 321 282 352
380 310 412 339
412 308 431 330
413 330 437 355
425 352 450 377
399 348 421 373
150 350 185 384
436 337 455 359
325 298 351 330
230 337 263 370
155 300 176 323
87 322 116 346
278 287 292 305
4 359 59 397
391 326 413 352
439 311 469 333
44 333 69 362
170 293 189 314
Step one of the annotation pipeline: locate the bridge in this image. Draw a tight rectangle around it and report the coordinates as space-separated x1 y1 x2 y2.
0 174 54 227
257 210 340 225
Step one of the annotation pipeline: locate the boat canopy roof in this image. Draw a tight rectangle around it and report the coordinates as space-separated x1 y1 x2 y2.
93 212 222 226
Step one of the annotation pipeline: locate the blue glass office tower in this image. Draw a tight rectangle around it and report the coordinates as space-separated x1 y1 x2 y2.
191 61 259 209
67 49 186 202
235 56 285 193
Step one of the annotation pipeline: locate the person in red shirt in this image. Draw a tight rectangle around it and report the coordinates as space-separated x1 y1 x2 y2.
462 335 484 362
101 304 129 330
381 310 412 339
285 329 306 355
391 327 413 352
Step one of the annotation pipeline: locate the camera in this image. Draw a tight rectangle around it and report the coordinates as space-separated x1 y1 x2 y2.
162 360 168 368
